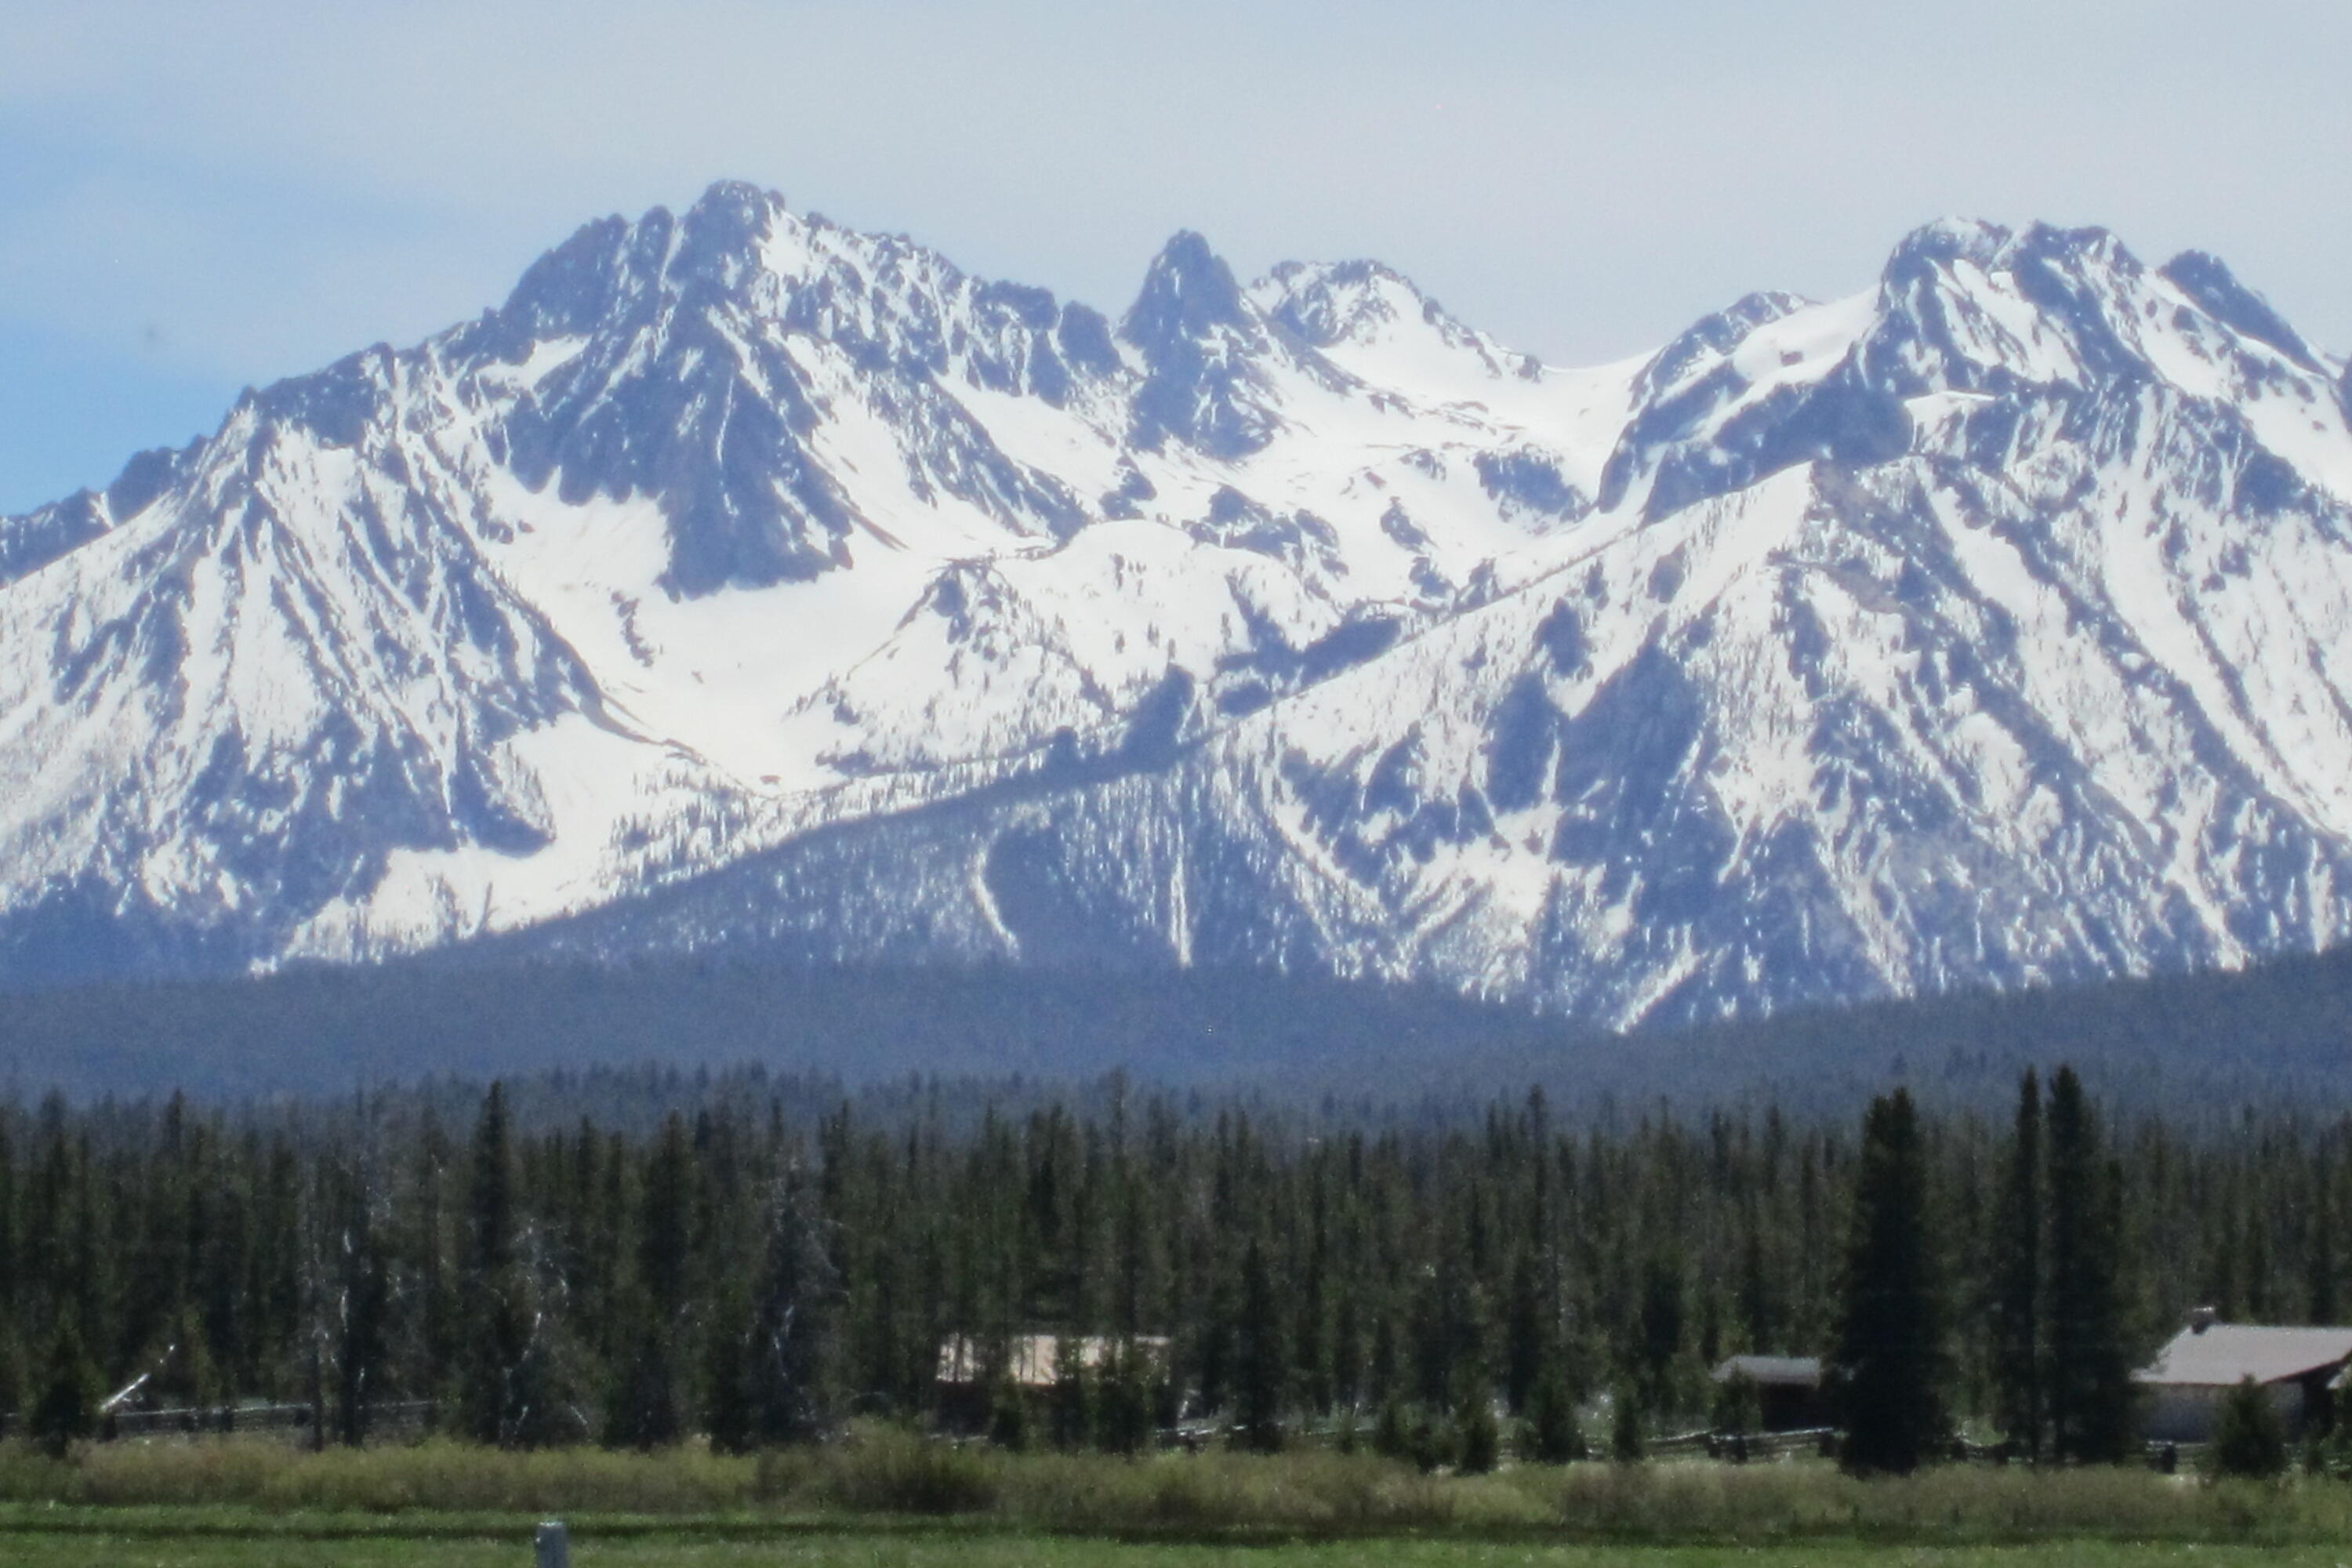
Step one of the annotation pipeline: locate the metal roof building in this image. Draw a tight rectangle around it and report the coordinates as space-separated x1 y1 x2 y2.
2135 1316 2352 1443
1713 1355 1822 1388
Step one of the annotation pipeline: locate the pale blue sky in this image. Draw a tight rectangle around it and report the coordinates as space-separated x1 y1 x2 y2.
3 0 2347 513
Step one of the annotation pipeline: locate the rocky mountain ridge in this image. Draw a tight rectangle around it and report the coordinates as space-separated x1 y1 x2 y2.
4 183 2350 1029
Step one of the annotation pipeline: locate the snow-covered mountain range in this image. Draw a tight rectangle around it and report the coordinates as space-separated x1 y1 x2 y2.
5 180 2351 1028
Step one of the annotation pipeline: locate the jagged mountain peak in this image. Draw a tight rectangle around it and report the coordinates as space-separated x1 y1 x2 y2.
1258 257 1428 345
1857 216 2328 397
1118 230 1342 459
1883 215 2133 274
481 185 781 352
1122 229 1252 345
1254 258 1540 391
2159 249 2321 372
9 198 2352 1045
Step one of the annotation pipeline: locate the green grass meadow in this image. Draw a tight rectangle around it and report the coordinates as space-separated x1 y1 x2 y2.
8 1523 2352 1568
6 1432 2352 1566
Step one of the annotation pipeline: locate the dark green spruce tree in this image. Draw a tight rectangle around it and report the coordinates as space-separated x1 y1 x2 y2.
1234 1237 1287 1452
30 1319 100 1458
1989 1068 2044 1461
1834 1089 1947 1474
330 1160 390 1447
460 1083 539 1447
745 1169 834 1446
607 1115 694 1449
2044 1067 2136 1463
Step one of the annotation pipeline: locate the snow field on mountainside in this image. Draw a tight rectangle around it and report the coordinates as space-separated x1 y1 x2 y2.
3 187 2352 1029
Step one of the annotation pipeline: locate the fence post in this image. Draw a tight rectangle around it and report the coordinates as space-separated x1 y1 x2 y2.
535 1520 570 1568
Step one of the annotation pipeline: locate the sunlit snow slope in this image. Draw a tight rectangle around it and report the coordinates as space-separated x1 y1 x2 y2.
5 184 2351 1029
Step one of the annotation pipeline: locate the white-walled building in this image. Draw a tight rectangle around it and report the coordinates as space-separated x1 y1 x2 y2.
2135 1312 2352 1443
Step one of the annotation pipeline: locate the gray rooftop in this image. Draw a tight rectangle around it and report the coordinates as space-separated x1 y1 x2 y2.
2135 1323 2352 1388
1711 1354 1822 1386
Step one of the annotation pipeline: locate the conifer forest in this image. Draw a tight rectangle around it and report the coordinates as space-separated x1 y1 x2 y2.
0 1064 2319 1468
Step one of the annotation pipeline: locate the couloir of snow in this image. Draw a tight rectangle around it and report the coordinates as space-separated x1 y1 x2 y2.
3 188 2351 1029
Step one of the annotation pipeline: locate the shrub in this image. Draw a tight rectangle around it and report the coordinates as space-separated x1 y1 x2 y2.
1093 1342 1156 1456
1457 1398 1500 1475
821 1424 1000 1515
1406 1406 1455 1473
1610 1389 1645 1464
28 1324 99 1460
1710 1370 1760 1436
2209 1376 2288 1480
1523 1374 1588 1464
1372 1396 1411 1461
987 1385 1029 1453
0 1323 24 1425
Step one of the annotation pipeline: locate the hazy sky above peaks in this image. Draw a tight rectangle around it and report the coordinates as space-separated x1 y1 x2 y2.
3 0 2348 511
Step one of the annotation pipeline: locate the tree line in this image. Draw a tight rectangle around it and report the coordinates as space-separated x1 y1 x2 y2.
22 938 2352 1113
0 1065 2332 1465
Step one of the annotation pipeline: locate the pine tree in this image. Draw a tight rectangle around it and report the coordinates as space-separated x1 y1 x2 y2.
1636 1250 1686 1414
30 1319 100 1458
1504 1250 1544 1415
331 1160 389 1447
460 1083 534 1446
1048 1330 1093 1450
2308 1157 2339 1324
704 1276 755 1455
746 1170 833 1446
1610 1386 1645 1463
1094 1335 1156 1455
1710 1368 1760 1436
1834 1089 1947 1475
2045 1067 2136 1464
608 1116 694 1449
0 1119 16 1340
1989 1069 2044 1461
1736 1218 1774 1354
0 1319 24 1428
1233 1237 1286 1452
405 1117 456 1425
1523 1357 1587 1463
1457 1389 1501 1472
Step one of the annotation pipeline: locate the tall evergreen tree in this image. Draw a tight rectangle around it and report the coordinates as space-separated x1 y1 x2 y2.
460 1083 535 1446
1504 1250 1545 1414
1989 1069 2044 1461
1234 1237 1287 1452
2308 1157 2339 1324
1636 1250 1686 1411
30 1319 100 1458
1834 1090 1947 1474
0 1319 22 1429
703 1278 754 1454
0 1119 16 1338
746 1169 833 1446
330 1160 390 1446
607 1115 695 1448
2045 1066 2136 1463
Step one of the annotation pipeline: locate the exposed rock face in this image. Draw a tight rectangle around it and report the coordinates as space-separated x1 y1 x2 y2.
5 189 2352 1033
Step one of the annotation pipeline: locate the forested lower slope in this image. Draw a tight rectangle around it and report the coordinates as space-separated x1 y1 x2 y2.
7 935 2352 1112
